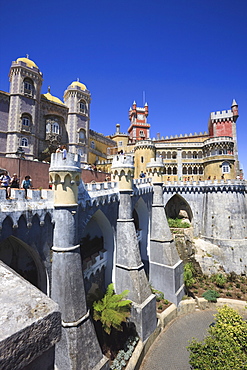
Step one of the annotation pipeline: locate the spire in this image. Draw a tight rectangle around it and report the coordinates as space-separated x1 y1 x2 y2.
231 99 238 107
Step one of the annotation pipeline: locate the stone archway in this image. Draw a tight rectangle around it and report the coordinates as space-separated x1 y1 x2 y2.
165 194 194 263
165 194 193 222
133 197 150 275
80 209 114 296
0 235 47 292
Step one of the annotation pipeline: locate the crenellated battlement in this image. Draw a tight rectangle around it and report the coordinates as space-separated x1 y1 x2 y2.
210 109 233 121
111 154 134 168
163 179 246 194
49 152 81 172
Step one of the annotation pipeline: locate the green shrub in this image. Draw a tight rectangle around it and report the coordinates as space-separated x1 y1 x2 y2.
215 274 227 288
184 263 195 290
202 290 220 302
93 283 131 335
188 306 247 370
151 287 164 301
167 218 190 228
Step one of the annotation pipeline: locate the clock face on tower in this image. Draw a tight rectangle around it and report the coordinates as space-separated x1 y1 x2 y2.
137 114 144 120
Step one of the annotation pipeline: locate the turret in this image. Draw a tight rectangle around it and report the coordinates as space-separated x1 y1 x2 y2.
231 99 239 121
146 157 164 184
134 140 156 178
49 152 81 206
63 80 91 163
111 154 134 191
6 56 43 159
128 101 150 143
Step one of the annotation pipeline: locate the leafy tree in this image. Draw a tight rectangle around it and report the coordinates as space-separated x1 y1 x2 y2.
188 305 247 369
93 283 132 335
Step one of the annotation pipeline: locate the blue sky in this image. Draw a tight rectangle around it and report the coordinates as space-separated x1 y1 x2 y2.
1 0 247 175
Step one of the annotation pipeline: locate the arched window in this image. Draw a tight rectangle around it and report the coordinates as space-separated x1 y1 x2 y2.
22 116 30 126
23 78 34 95
79 100 87 114
91 141 95 149
199 166 203 175
79 129 86 143
198 151 202 159
52 121 59 134
173 167 177 175
21 114 32 131
182 151 186 159
192 151 198 159
183 167 187 175
46 121 51 133
141 156 144 163
167 151 171 159
187 151 192 159
222 161 230 173
46 117 60 135
188 166 192 175
172 151 177 159
193 167 198 175
168 167 172 175
21 137 28 147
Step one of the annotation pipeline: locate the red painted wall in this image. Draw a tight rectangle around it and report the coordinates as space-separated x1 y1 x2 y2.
215 121 233 137
0 157 110 189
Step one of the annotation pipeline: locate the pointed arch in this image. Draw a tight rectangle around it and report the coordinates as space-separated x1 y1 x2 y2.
80 209 114 292
0 235 47 293
133 197 150 275
165 194 193 222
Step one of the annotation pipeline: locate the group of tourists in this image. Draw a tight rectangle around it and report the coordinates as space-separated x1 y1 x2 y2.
0 170 32 198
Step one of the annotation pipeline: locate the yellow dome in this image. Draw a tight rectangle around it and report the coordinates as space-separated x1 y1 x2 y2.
16 57 38 69
71 81 87 90
43 92 64 105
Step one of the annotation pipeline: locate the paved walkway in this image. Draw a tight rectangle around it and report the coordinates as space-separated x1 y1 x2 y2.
140 310 217 370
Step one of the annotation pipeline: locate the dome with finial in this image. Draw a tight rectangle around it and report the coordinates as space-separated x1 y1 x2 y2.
16 55 38 69
43 87 64 105
70 79 87 91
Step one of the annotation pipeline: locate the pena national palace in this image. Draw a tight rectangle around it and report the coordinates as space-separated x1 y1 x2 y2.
0 56 246 369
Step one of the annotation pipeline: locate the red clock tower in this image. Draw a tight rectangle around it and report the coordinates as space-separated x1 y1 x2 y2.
128 101 150 143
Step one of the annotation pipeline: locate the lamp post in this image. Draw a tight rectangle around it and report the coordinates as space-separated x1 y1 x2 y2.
15 147 25 184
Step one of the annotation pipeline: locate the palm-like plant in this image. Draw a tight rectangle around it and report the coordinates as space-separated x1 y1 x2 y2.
93 283 132 335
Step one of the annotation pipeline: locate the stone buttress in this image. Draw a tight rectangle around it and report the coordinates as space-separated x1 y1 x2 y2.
49 152 108 370
111 155 156 342
147 158 184 305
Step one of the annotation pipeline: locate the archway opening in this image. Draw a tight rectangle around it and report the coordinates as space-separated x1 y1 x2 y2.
133 198 150 276
165 194 193 222
80 210 114 299
0 235 45 291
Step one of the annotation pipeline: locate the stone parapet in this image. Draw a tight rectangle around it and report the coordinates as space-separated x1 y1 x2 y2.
163 180 246 193
0 261 61 370
49 152 81 172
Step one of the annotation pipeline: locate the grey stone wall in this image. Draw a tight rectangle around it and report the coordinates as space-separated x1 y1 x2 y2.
0 261 61 370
